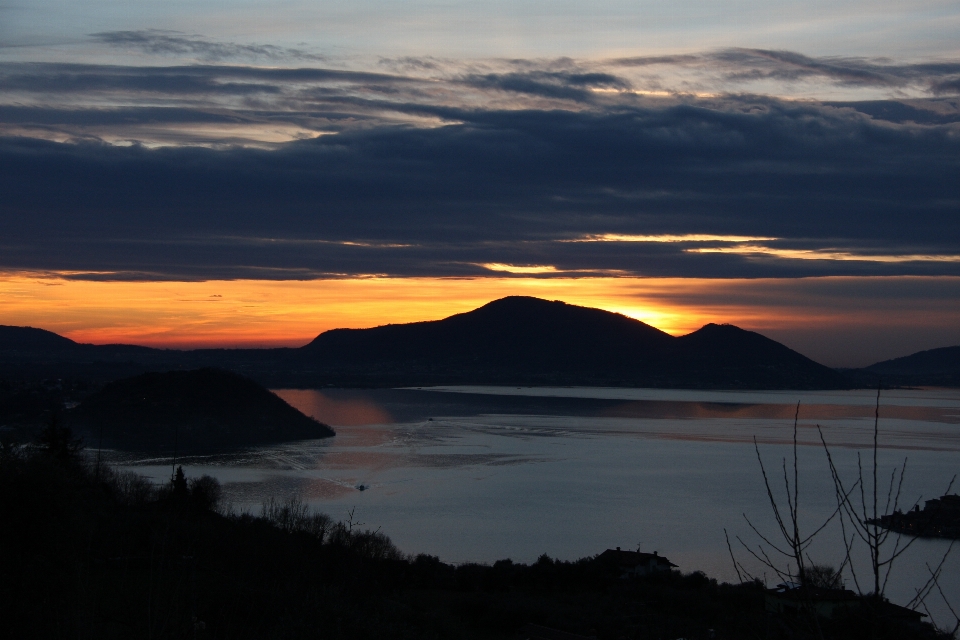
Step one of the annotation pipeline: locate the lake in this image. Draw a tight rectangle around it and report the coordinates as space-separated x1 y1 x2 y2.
106 385 960 626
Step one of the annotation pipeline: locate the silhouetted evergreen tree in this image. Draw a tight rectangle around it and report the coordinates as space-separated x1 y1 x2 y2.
172 465 188 499
36 411 82 465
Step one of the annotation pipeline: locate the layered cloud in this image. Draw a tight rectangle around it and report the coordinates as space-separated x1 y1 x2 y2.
1 41 959 282
89 30 328 63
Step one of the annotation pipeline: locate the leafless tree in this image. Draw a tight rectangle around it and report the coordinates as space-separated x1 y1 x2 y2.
818 386 956 600
729 403 851 591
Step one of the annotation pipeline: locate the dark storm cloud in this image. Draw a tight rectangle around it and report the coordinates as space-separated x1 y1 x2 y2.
60 33 960 99
0 105 244 126
378 57 444 72
0 65 278 95
91 30 326 63
611 48 960 94
725 49 960 93
716 49 904 85
2 92 959 280
822 101 960 125
462 71 630 101
609 54 701 67
0 62 410 96
1 51 959 281
931 77 960 95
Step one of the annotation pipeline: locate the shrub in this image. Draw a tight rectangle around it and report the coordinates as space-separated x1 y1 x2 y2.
189 474 222 512
109 468 156 506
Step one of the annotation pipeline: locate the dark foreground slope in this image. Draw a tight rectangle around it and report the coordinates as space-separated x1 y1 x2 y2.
1 297 852 389
1 447 946 640
303 297 850 389
70 368 334 452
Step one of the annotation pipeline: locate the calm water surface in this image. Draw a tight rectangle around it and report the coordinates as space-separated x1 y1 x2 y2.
106 386 960 625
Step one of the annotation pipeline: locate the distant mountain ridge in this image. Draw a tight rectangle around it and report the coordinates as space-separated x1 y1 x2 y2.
2 297 855 389
866 345 960 375
855 344 960 387
0 325 79 351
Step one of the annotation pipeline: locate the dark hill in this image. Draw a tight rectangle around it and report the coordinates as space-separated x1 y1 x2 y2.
304 296 674 380
0 325 281 384
867 345 960 375
302 297 849 389
856 345 960 387
71 368 335 452
672 323 851 389
0 325 79 352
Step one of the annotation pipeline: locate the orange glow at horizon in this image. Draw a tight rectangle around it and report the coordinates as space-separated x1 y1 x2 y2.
0 273 708 347
1 273 959 367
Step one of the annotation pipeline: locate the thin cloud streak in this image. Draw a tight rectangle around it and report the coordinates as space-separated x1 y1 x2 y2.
481 264 561 274
90 30 328 63
566 234 778 243
690 246 960 263
478 263 629 276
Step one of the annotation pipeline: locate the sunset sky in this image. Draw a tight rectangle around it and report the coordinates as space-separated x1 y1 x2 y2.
2 1 959 367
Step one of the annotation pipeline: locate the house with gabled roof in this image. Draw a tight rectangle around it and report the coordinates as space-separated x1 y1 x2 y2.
596 547 677 578
764 583 926 623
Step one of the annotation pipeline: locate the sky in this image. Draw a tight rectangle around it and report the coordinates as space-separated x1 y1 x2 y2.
1 1 959 367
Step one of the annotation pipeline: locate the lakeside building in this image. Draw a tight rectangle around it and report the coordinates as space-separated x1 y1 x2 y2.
872 493 960 538
765 584 926 624
597 548 678 578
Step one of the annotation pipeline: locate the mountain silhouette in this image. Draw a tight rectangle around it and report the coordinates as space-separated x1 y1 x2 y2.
305 296 674 372
302 297 849 389
1 297 851 389
0 325 79 352
852 344 960 387
665 323 826 387
866 345 960 375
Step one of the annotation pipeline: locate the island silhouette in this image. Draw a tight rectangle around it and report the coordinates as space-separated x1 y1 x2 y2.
71 368 335 452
